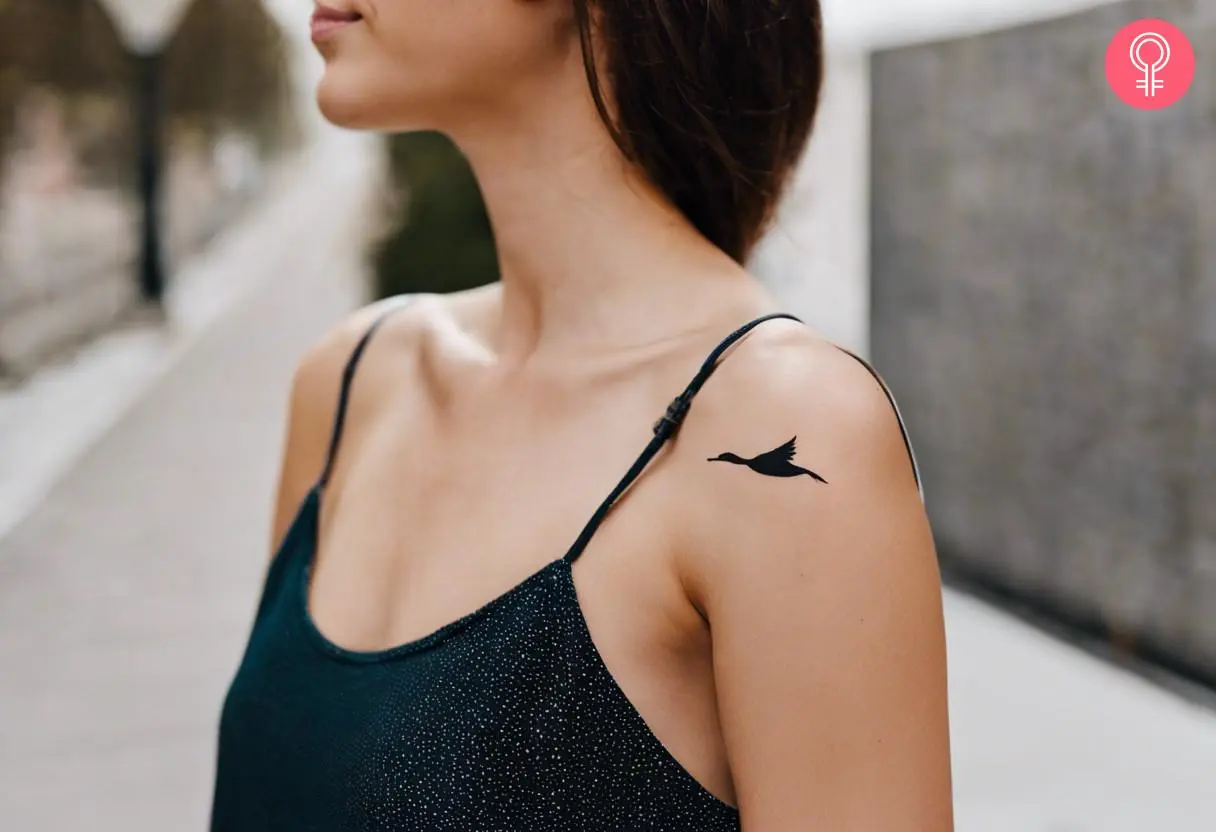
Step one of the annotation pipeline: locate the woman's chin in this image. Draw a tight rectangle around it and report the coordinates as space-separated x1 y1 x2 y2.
315 76 379 130
315 77 432 133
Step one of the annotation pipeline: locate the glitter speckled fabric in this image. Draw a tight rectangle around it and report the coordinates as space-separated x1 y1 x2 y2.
212 309 920 830
212 486 741 831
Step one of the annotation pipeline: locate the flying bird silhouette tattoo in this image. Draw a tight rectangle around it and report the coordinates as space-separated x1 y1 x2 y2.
708 436 828 483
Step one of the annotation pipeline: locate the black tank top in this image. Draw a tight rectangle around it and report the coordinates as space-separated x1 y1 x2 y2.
211 307 920 831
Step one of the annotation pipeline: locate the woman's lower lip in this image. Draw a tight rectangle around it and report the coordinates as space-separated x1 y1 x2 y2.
310 18 358 42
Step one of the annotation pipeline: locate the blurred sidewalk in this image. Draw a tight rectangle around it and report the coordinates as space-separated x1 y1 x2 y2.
0 126 375 831
2 138 1216 832
0 126 378 541
947 592 1216 830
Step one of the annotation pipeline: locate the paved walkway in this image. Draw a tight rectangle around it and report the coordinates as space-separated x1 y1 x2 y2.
947 593 1216 830
0 127 373 831
2 141 1216 832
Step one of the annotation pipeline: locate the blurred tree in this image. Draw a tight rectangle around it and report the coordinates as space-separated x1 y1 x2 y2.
0 0 295 190
0 0 296 303
163 0 295 154
0 0 134 188
0 1 130 96
372 131 499 300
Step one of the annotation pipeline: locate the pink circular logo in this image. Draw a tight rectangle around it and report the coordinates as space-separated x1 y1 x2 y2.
1106 19 1195 110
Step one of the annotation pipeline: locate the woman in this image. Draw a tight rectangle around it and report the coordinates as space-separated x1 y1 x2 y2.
211 2 953 829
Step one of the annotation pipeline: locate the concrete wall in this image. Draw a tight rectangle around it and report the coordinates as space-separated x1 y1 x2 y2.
752 49 871 353
870 0 1215 680
822 0 1126 51
751 0 1133 352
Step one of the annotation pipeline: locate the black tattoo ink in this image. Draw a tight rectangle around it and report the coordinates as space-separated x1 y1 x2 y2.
708 436 828 483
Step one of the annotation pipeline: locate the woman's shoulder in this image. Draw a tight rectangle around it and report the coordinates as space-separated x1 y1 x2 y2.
681 320 916 481
271 291 475 514
268 289 492 550
290 287 493 400
299 293 432 373
669 321 949 828
670 319 926 581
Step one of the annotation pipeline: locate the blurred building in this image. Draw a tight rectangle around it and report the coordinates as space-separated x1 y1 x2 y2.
762 0 1213 686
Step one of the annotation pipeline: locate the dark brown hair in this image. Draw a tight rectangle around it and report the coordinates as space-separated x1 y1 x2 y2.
573 1 824 263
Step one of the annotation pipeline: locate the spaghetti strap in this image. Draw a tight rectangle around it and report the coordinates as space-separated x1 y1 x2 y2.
317 299 413 490
834 347 923 500
563 313 800 564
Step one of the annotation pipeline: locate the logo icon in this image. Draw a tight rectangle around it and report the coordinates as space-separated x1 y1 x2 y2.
1131 32 1170 96
1106 19 1194 110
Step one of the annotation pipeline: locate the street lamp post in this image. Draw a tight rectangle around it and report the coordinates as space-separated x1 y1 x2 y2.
95 0 195 306
133 48 166 304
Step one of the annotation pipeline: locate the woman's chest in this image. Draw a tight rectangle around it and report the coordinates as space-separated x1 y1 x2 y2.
295 388 734 811
214 564 738 830
308 405 689 674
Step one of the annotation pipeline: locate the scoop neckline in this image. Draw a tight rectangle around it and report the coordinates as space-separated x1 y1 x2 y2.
291 489 570 664
275 488 739 813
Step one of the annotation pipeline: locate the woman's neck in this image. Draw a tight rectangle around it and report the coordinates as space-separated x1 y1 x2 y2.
449 78 756 366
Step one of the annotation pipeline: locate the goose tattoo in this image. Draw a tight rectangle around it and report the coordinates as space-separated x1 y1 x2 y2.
708 436 828 483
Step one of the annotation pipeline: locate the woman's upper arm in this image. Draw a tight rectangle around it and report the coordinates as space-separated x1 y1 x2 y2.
685 341 952 830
